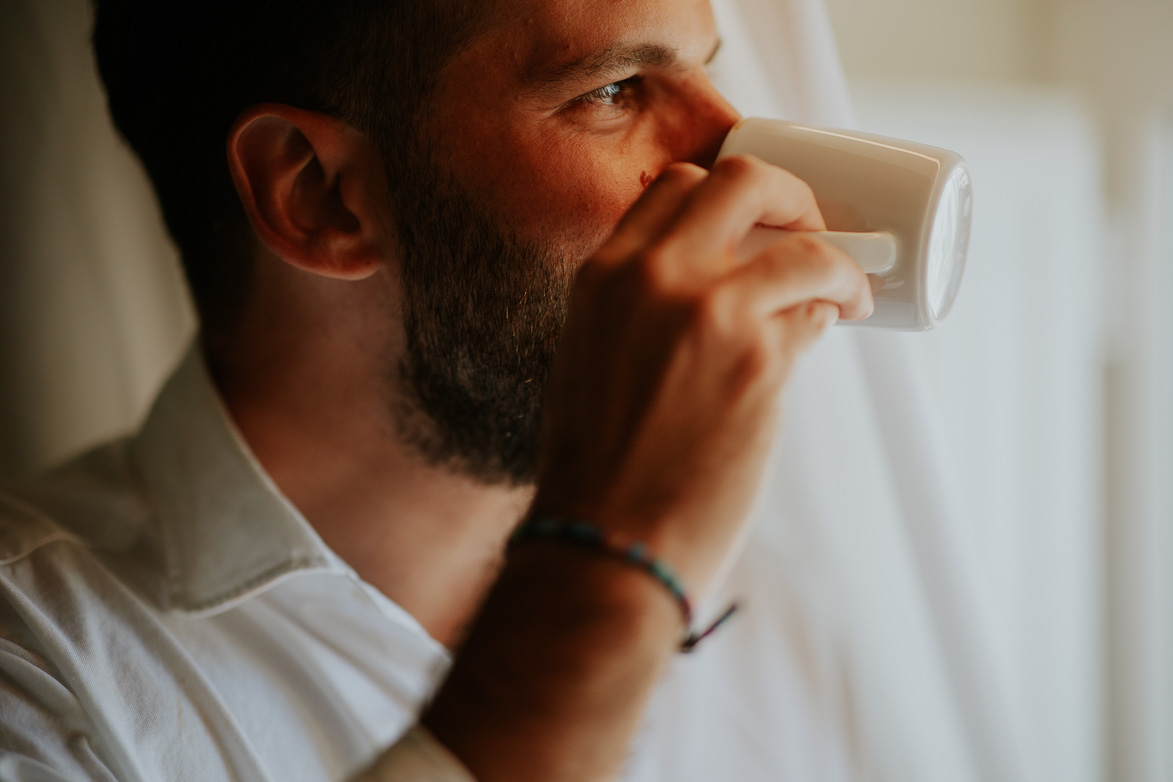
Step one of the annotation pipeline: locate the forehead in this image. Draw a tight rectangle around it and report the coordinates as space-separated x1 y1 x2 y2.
462 0 717 85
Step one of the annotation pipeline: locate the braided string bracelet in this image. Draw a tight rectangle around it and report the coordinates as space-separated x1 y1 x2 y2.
508 517 739 653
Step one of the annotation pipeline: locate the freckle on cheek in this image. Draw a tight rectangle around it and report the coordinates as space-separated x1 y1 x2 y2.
639 171 653 188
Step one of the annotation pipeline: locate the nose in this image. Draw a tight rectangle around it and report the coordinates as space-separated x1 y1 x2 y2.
676 80 741 170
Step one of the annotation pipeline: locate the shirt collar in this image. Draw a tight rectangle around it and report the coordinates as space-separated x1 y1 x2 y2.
131 342 344 615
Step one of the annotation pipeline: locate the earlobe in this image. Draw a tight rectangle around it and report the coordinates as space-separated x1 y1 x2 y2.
226 104 388 280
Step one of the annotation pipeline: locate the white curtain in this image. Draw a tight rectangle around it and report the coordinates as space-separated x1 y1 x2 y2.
0 0 193 479
1098 107 1173 782
852 82 1108 782
629 3 1035 781
1 1 1039 781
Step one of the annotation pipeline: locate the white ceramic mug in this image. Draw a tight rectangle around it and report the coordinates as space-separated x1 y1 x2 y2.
721 117 973 330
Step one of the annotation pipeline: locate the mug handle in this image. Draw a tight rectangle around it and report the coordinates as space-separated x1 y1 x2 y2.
737 227 898 275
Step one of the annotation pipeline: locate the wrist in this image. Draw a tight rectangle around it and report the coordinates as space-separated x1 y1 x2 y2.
424 542 681 781
526 491 727 597
509 516 738 652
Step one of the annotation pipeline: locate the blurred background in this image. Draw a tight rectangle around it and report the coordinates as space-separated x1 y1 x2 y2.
1 0 1170 780
821 0 1173 780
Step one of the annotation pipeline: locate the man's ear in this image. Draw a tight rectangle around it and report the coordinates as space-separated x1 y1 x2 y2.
226 104 390 280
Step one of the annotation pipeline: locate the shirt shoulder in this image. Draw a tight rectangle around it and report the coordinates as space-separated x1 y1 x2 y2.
0 442 260 782
0 437 163 662
0 438 166 672
0 438 152 566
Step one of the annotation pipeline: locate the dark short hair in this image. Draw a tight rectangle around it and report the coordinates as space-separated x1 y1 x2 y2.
91 0 490 335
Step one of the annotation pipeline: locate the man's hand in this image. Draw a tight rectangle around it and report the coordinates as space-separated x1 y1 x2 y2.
419 156 873 782
535 156 873 591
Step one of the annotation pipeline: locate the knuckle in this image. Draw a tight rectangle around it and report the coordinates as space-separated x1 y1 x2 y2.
711 153 766 182
689 283 746 336
695 289 774 373
658 162 707 188
796 301 838 336
785 232 831 262
786 235 851 282
774 301 834 345
636 243 679 290
725 329 788 400
794 176 817 206
738 333 778 381
714 155 819 215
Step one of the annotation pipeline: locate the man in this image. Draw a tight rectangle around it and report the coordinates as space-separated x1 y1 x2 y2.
0 0 872 779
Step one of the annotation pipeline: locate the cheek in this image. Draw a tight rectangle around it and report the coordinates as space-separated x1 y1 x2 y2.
462 132 652 257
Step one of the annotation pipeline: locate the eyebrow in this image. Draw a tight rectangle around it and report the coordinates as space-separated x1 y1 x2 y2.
546 43 679 85
531 38 723 92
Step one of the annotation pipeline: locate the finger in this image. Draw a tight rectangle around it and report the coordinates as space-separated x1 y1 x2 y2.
773 300 841 355
662 154 825 267
593 164 707 265
719 233 875 322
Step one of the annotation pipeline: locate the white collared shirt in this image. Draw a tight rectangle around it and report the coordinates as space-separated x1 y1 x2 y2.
0 345 468 781
0 340 1006 782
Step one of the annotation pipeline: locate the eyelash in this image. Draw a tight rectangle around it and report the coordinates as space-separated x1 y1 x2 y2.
577 76 644 107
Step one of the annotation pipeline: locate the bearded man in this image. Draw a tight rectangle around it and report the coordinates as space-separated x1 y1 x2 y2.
0 0 872 779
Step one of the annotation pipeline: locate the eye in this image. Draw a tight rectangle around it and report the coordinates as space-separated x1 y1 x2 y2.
577 76 644 107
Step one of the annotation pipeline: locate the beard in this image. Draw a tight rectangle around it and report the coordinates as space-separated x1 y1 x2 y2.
387 149 575 487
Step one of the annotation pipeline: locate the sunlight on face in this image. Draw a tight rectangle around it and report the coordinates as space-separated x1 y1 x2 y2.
426 0 739 262
384 0 741 485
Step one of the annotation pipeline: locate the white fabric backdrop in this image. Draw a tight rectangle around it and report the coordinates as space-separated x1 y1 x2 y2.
0 0 193 478
0 0 1042 780
848 81 1107 782
634 3 1035 780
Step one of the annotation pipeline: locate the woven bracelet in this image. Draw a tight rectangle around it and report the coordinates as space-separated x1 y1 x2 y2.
508 517 738 652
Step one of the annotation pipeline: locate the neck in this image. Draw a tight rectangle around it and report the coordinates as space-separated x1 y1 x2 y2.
209 264 532 649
